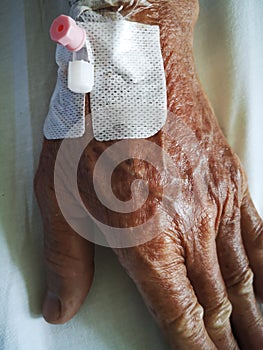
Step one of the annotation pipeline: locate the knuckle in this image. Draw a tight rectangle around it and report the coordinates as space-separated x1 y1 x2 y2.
228 159 246 203
251 222 263 248
204 295 232 330
226 267 254 296
165 299 204 339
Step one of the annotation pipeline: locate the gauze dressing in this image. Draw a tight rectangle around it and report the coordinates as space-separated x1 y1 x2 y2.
44 7 167 141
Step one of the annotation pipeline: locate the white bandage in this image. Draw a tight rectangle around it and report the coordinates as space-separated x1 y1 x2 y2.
44 8 167 141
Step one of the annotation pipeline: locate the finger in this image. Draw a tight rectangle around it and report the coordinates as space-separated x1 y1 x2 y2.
43 226 94 325
217 209 263 349
241 191 263 302
185 228 238 349
115 233 216 350
34 140 95 324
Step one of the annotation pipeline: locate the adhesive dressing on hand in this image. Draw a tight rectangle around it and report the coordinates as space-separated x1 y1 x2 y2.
44 7 167 141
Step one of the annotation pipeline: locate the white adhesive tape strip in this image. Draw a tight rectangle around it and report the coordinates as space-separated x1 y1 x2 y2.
44 45 85 139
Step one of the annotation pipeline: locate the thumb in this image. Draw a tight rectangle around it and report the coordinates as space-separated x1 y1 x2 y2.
43 226 94 325
34 139 95 324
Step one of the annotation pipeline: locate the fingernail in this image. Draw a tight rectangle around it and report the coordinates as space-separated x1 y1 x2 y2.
42 290 62 323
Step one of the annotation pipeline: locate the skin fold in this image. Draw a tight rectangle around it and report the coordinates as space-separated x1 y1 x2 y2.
34 1 263 349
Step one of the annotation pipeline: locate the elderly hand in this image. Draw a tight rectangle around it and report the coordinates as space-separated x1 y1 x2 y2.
34 1 263 349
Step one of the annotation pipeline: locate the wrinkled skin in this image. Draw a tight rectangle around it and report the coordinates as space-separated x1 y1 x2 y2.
34 1 263 349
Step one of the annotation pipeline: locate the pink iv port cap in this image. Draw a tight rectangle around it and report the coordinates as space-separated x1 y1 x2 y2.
50 15 86 52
